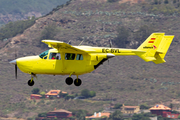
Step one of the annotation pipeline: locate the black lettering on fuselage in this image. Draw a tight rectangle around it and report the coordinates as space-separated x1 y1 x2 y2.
102 48 121 53
143 46 153 49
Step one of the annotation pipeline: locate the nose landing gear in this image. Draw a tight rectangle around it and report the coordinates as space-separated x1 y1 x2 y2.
28 78 34 86
65 74 82 86
27 73 36 86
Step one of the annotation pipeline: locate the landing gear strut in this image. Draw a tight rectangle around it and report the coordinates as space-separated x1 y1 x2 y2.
65 74 82 86
27 74 36 86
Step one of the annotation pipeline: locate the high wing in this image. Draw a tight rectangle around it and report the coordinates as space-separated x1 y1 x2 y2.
42 40 95 53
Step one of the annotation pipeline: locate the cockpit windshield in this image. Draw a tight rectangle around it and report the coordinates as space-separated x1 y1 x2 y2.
39 50 49 59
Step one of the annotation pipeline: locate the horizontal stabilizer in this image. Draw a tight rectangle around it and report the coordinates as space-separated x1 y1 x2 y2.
136 33 174 64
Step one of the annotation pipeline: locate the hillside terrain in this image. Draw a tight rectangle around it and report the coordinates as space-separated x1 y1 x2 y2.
0 0 69 26
0 0 180 119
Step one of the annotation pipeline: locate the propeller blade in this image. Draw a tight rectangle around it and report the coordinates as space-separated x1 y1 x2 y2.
15 64 17 79
15 50 17 79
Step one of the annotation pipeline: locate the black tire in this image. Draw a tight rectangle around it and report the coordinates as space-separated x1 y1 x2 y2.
74 78 82 86
28 79 34 86
65 77 73 85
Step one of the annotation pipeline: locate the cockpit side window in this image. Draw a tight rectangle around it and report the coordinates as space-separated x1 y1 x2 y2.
49 53 61 60
76 54 83 60
39 50 49 59
65 53 75 60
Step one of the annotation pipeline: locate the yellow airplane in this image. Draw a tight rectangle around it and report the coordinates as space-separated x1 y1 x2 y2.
9 33 174 86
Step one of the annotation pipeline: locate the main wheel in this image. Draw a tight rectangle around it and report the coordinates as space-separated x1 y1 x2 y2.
65 77 73 85
74 78 82 86
28 79 34 86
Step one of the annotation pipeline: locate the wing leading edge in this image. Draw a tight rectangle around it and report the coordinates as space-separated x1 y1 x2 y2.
42 40 93 53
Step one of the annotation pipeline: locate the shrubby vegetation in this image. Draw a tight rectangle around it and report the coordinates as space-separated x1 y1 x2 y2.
107 0 119 3
144 0 180 15
132 112 154 120
46 0 72 16
114 25 154 48
113 103 122 109
81 89 96 98
157 115 172 120
39 23 58 48
114 26 129 48
0 17 35 41
31 88 40 94
109 110 123 120
40 23 58 40
0 0 69 15
134 25 154 46
38 112 47 117
140 103 149 109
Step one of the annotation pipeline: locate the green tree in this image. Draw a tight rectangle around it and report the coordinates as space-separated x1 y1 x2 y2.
178 115 180 119
134 25 154 47
109 110 123 120
38 112 47 117
0 18 35 41
40 23 58 48
114 26 129 48
65 94 75 100
132 113 151 120
164 0 169 4
113 103 122 109
81 89 90 98
31 88 40 94
157 115 171 120
41 23 58 40
107 0 119 3
49 96 54 99
89 91 96 98
59 91 68 98
140 103 149 109
153 0 159 4
169 103 173 110
27 118 33 120
40 91 46 98
73 110 87 120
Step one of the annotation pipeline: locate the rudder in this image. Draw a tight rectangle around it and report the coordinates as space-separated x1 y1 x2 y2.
136 33 174 64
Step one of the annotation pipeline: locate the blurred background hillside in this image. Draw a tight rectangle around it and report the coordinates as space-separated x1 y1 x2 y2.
0 0 180 119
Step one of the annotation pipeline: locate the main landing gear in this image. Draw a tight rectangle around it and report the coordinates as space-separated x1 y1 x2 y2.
65 75 82 86
27 74 36 86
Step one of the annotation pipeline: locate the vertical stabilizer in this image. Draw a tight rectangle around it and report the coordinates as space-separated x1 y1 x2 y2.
136 33 174 64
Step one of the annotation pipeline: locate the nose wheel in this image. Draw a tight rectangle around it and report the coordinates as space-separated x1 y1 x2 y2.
27 73 36 86
28 79 34 86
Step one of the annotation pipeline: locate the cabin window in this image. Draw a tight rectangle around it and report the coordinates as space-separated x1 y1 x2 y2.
49 53 61 60
39 50 49 59
65 53 75 60
76 54 83 60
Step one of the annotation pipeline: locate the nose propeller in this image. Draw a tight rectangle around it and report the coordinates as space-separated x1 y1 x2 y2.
15 53 17 79
9 53 17 79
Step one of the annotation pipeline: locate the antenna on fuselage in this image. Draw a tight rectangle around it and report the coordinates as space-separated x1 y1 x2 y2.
108 40 113 65
78 40 84 46
109 39 112 48
67 40 71 45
